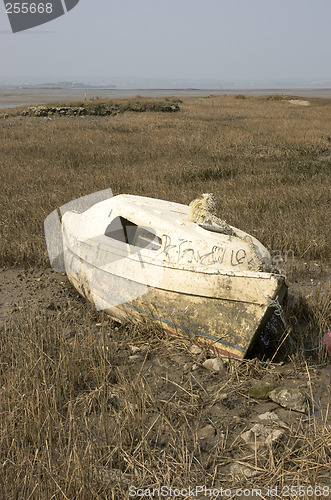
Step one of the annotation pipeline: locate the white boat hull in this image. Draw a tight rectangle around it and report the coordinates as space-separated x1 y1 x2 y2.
63 238 287 359
55 193 289 359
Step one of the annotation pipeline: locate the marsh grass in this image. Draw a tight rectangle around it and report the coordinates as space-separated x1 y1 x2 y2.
1 304 330 498
0 95 330 266
0 95 330 497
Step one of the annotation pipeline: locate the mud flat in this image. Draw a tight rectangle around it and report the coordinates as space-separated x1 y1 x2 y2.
1 87 331 109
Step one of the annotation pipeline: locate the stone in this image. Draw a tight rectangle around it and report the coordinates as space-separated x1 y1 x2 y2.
241 423 284 450
161 104 180 112
189 345 203 355
249 380 276 400
230 463 260 479
202 357 225 373
268 387 308 413
288 99 310 106
197 424 216 440
22 105 88 117
258 411 287 427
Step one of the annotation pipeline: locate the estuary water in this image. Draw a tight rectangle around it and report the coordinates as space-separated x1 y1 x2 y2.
1 88 331 109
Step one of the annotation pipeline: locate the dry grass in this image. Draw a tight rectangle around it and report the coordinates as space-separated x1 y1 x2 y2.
1 304 330 498
0 95 330 498
0 95 330 266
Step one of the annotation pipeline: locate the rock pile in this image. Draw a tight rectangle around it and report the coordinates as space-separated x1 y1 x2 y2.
160 104 180 112
22 106 87 117
21 102 180 117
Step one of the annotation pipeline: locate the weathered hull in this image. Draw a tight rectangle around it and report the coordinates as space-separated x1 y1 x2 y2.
64 245 287 359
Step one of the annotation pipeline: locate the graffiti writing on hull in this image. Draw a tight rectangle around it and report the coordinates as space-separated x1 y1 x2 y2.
158 235 257 268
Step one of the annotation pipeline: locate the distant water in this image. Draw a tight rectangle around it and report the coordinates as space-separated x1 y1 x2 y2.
0 88 330 109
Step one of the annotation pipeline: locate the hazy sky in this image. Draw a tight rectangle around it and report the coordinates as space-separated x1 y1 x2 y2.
1 0 330 84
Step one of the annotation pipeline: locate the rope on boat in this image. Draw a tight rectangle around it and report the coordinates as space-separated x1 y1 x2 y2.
187 193 266 271
268 298 324 352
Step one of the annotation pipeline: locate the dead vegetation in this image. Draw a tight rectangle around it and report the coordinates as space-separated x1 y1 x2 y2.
0 301 330 498
0 95 330 266
0 95 330 498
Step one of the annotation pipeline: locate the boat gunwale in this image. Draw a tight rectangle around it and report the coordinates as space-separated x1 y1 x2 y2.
62 196 265 250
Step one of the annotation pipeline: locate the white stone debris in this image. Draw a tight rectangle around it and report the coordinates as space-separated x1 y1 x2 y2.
197 424 216 440
288 99 310 106
268 387 308 413
241 423 285 450
189 345 203 355
202 357 225 373
258 411 287 427
230 463 260 479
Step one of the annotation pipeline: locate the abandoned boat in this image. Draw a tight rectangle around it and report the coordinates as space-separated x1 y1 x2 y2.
61 194 287 359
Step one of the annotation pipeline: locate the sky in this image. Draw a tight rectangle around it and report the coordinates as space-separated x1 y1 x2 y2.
1 0 330 86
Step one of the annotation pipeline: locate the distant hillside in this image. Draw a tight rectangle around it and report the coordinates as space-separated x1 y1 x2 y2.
0 81 117 89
